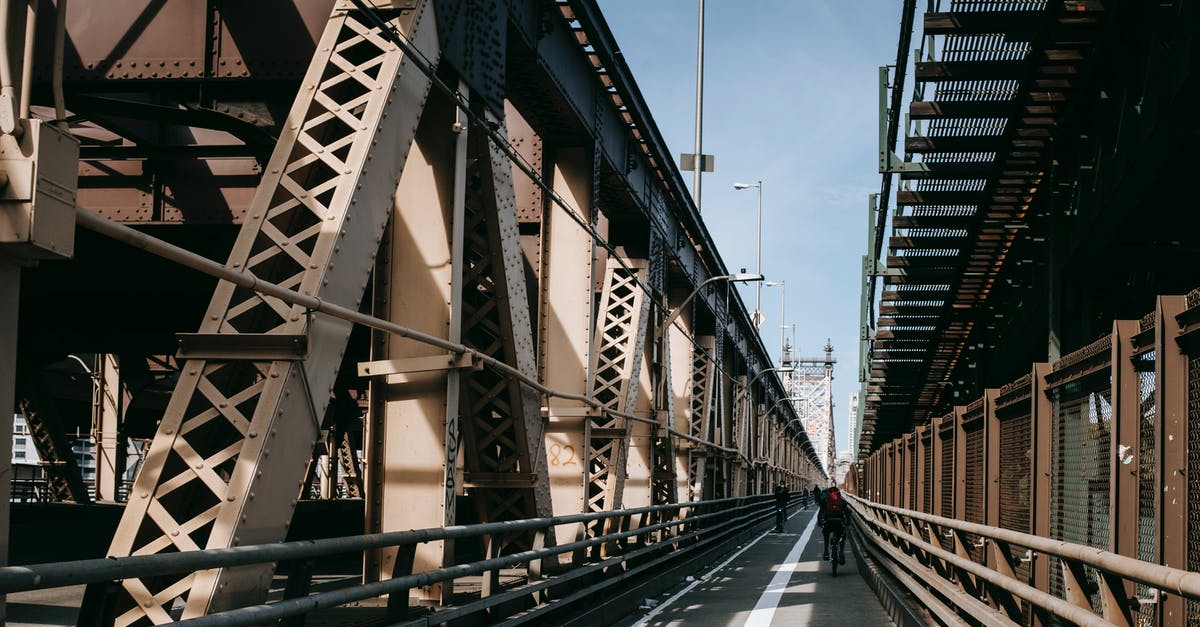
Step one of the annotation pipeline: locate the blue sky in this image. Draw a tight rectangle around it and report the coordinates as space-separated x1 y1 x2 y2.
599 1 903 454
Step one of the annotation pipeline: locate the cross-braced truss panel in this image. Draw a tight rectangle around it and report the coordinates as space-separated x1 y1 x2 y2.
585 261 650 525
100 3 436 622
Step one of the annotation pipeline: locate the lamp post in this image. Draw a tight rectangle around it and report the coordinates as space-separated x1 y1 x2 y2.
660 272 764 333
764 280 785 365
765 396 803 418
733 181 763 328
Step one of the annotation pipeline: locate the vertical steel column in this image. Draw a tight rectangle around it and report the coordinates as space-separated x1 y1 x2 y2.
0 262 16 620
1156 296 1187 627
539 146 596 546
101 3 438 620
458 110 555 594
94 354 128 502
1032 363 1053 626
663 288 691 501
362 86 460 604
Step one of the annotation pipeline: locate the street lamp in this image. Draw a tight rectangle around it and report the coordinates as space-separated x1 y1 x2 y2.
660 272 764 333
764 280 786 365
733 181 763 328
764 396 803 416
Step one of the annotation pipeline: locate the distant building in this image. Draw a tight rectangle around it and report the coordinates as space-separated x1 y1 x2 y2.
848 392 859 455
13 414 98 482
12 414 141 501
833 450 854 486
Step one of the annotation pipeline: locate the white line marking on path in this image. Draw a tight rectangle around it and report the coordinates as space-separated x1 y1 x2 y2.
743 513 819 627
631 510 809 626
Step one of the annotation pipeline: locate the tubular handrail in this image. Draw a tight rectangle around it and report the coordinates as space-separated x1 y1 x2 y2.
0 494 771 594
846 494 1200 601
177 497 773 627
849 498 1116 627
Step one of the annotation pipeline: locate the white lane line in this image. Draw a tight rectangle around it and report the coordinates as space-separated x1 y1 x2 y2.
743 513 819 627
631 510 807 626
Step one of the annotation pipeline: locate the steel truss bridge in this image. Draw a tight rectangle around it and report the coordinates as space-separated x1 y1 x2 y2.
0 0 829 624
1 0 1199 626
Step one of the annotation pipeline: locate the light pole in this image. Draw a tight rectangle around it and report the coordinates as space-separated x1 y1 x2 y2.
733 181 763 328
693 0 705 209
660 272 764 333
765 396 803 417
764 280 785 365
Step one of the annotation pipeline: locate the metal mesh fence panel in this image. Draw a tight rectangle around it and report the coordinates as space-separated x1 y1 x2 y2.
1188 353 1200 624
923 433 933 513
1136 351 1157 627
964 420 986 563
939 423 955 552
1048 373 1112 614
998 410 1031 533
998 405 1032 609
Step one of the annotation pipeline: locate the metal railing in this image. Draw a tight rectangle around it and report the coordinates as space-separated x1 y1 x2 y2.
848 494 1200 627
1 495 785 626
855 289 1200 627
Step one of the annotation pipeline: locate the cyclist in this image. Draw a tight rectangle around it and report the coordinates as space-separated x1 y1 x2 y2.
773 483 788 532
819 485 846 564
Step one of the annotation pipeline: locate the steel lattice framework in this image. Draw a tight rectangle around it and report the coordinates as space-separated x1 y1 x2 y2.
103 3 437 620
0 0 829 621
784 343 836 475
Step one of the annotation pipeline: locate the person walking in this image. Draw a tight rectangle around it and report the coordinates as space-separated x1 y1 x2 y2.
773 483 789 532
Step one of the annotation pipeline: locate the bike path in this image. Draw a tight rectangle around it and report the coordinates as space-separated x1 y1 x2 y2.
622 507 894 626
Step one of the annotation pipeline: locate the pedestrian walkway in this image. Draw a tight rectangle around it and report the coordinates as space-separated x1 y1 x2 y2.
621 507 894 626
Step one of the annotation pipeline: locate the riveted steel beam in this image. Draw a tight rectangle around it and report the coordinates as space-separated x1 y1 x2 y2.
98 2 438 620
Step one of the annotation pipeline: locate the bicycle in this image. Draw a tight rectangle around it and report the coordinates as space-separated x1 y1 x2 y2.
824 518 846 576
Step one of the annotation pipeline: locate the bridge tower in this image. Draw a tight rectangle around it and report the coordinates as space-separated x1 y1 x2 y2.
783 341 836 475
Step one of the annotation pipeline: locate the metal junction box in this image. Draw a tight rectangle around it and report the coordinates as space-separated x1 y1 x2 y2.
0 119 79 261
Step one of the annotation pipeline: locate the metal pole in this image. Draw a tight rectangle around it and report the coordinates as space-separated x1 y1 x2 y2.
779 281 785 364
0 261 16 620
754 180 762 325
692 0 704 210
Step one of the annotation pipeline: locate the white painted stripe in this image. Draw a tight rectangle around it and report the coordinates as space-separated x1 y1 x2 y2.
631 509 806 626
743 513 820 627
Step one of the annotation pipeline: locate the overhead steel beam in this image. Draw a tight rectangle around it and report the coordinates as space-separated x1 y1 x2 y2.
915 60 1029 82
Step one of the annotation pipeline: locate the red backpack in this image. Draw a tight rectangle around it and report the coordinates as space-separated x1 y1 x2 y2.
825 490 844 514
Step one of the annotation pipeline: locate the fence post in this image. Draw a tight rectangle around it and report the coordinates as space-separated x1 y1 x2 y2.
902 432 914 510
983 387 1001 595
1031 362 1052 627
1158 295 1188 627
953 405 967 523
931 416 944 517
1109 320 1139 626
916 425 928 513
